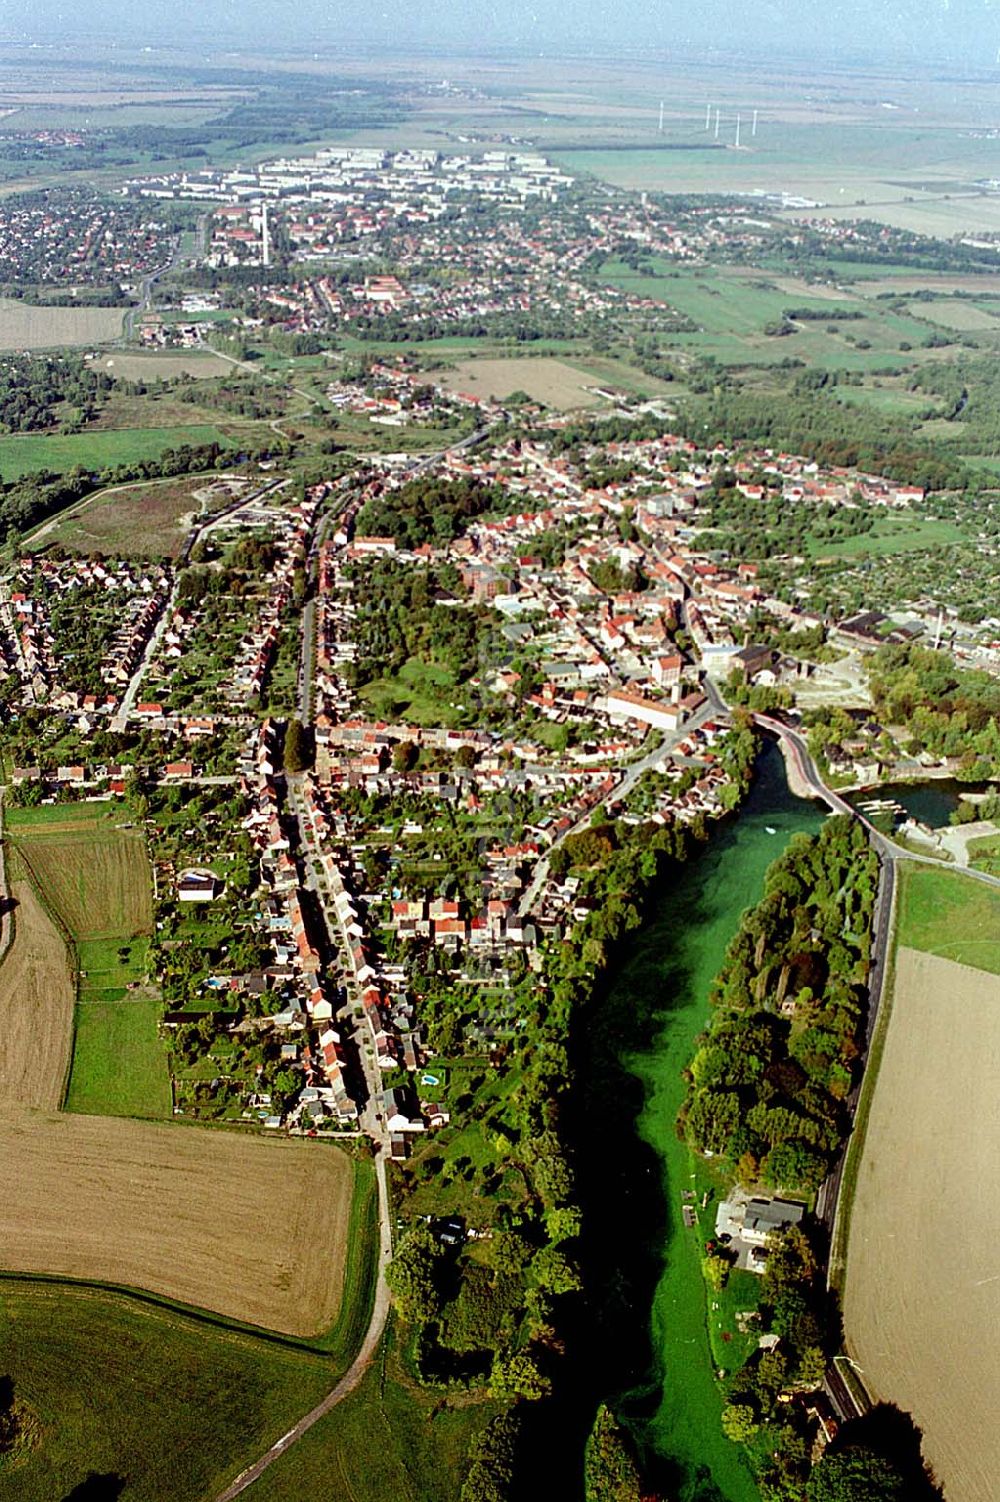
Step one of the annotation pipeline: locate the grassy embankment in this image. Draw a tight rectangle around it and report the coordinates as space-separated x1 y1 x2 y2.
251 1323 497 1502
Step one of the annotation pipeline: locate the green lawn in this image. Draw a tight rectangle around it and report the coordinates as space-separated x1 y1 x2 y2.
64 997 171 1118
805 515 966 560
965 832 1000 878
359 657 466 728
252 1322 496 1502
833 384 942 417
897 863 1000 974
0 1280 336 1502
0 424 230 480
592 262 939 370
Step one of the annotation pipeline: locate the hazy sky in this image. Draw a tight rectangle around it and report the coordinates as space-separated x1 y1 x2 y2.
9 0 1000 66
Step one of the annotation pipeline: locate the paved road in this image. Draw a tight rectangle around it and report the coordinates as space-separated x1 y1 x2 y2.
755 713 1000 892
124 231 184 341
295 491 353 723
517 690 723 920
750 711 1000 1416
110 478 288 728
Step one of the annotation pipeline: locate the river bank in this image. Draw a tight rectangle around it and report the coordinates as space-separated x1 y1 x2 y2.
575 743 823 1500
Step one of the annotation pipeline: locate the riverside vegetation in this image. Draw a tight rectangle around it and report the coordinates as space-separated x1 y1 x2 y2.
384 724 760 1498
679 817 941 1502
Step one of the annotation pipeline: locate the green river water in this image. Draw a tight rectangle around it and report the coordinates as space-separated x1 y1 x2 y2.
580 744 823 1501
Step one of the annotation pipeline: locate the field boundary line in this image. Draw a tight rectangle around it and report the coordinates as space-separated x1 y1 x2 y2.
0 1268 341 1357
0 1148 377 1357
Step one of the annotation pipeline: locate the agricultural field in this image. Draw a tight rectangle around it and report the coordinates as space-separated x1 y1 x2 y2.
894 863 1000 974
844 945 1000 1502
0 423 230 480
9 803 153 941
0 298 125 350
0 1111 355 1335
31 475 214 558
0 875 74 1111
0 1281 336 1502
793 193 1000 238
7 803 166 1118
428 355 602 410
556 115 1000 234
92 350 235 381
597 262 933 370
905 299 1000 332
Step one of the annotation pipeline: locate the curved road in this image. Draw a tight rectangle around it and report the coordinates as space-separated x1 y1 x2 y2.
213 1153 392 1502
754 711 1000 1420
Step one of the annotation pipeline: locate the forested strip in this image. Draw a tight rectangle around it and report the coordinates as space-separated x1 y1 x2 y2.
681 816 878 1192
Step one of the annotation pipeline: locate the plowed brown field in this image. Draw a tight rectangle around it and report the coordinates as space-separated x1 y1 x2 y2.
0 879 74 1109
844 946 1000 1502
0 1110 354 1337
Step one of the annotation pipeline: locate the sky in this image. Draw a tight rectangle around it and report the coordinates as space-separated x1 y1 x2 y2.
8 0 1000 67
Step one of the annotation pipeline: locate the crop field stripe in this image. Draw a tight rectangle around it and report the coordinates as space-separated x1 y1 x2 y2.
0 1189 371 1362
0 1111 356 1336
0 870 76 1112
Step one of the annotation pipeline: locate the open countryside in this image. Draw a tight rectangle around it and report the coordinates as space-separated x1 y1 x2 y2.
0 424 230 481
428 356 603 410
0 1111 356 1336
6 803 168 1116
9 803 154 941
0 1282 345 1502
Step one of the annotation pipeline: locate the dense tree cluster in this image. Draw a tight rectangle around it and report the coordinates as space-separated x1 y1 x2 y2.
681 817 878 1191
584 1405 644 1502
867 640 1000 780
347 556 497 697
355 475 506 549
0 354 113 434
675 390 970 492
383 734 763 1494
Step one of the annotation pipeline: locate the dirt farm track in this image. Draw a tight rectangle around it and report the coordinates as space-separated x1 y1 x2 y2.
0 1111 354 1337
844 947 1000 1502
